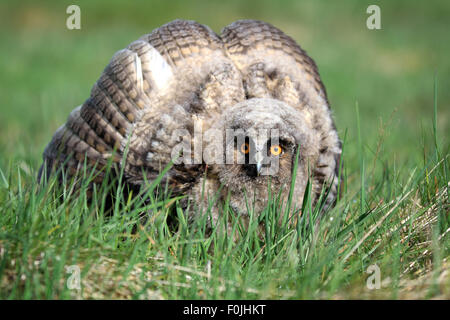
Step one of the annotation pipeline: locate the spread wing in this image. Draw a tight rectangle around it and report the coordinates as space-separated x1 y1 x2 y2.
39 20 245 194
124 20 245 190
221 19 329 111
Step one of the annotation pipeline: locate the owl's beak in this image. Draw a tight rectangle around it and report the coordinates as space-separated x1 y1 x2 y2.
254 152 263 176
256 161 262 176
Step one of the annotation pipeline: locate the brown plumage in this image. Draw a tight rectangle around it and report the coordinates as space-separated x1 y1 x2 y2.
39 19 341 227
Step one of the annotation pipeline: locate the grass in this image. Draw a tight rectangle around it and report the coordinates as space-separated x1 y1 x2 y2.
0 0 449 299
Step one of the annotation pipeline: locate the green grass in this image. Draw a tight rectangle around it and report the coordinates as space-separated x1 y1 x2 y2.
0 0 449 299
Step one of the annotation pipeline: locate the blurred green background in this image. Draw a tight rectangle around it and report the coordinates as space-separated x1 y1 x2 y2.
0 0 449 172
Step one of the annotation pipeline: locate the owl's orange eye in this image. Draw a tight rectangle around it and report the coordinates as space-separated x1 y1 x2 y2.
270 145 282 156
240 142 250 154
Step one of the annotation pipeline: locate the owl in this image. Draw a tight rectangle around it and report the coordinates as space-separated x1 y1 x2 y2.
39 19 342 229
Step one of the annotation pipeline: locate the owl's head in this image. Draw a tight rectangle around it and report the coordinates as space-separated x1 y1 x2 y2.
206 98 320 214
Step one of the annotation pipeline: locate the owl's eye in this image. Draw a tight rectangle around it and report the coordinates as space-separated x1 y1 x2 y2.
240 142 250 154
270 145 283 156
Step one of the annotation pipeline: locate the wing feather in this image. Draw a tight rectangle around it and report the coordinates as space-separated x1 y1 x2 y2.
221 19 329 111
39 20 245 195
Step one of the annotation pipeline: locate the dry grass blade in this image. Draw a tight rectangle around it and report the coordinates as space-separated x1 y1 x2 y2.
343 189 413 262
